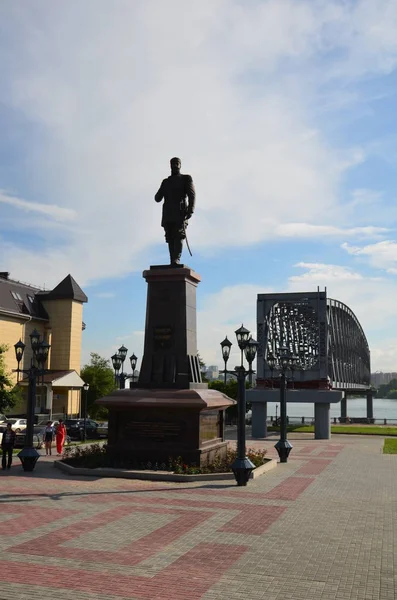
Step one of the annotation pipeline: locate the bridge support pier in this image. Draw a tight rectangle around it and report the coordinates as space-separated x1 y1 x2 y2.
314 403 331 439
366 391 374 421
251 401 267 438
340 392 347 423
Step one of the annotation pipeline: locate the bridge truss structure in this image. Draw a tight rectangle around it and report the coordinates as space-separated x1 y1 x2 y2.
256 290 370 391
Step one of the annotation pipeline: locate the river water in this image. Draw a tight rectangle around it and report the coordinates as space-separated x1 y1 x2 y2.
265 398 397 421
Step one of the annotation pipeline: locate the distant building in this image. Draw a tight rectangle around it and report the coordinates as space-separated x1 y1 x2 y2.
205 365 219 381
0 271 87 419
371 372 397 388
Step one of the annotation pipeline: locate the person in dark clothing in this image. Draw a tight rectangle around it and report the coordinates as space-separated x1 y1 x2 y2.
1 423 16 470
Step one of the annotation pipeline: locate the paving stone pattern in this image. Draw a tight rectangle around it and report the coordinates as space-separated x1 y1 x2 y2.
0 434 396 599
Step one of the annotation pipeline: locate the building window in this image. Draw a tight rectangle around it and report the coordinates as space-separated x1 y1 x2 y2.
11 291 23 301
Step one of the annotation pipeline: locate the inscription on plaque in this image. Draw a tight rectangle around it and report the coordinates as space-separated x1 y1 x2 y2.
153 326 173 350
124 420 182 440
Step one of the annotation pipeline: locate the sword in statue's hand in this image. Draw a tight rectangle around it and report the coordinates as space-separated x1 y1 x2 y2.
181 200 193 257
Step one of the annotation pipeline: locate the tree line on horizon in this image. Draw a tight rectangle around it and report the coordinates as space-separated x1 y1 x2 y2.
376 379 397 400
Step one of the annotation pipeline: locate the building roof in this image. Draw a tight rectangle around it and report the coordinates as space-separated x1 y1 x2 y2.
0 273 87 321
21 369 86 387
0 273 49 320
37 274 88 303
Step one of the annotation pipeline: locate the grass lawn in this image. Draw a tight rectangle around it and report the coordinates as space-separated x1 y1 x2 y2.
267 425 397 436
383 439 397 454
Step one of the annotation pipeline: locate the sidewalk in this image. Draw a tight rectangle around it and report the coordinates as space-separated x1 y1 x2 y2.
0 435 395 599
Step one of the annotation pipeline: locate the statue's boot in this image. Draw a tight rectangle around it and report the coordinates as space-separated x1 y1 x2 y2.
169 239 183 266
174 239 183 264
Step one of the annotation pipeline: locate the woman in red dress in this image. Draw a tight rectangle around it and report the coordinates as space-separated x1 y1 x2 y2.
56 420 66 455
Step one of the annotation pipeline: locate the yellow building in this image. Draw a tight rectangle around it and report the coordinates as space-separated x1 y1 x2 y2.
0 271 87 420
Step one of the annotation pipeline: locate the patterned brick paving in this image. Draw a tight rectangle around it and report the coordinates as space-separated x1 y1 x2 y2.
263 476 314 500
0 434 395 599
295 458 333 475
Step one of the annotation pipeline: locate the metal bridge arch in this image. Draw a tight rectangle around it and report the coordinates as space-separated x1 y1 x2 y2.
256 290 370 390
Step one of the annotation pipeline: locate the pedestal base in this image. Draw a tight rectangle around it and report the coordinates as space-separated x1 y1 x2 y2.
97 387 235 467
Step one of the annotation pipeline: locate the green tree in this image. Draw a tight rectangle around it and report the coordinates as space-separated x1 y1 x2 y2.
197 352 208 382
0 344 21 414
378 378 397 399
208 379 251 423
80 353 117 419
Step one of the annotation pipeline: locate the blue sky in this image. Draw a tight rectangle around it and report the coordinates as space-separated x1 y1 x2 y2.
1 0 397 371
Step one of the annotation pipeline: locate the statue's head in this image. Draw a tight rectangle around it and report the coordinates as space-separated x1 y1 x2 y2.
170 157 181 174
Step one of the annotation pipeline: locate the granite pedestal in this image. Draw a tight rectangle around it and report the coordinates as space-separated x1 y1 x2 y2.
97 265 235 466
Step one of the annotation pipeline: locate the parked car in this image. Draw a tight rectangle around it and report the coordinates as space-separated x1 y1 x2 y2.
36 419 60 430
0 418 27 433
96 422 108 438
15 425 71 449
15 425 46 449
0 413 6 424
65 419 99 440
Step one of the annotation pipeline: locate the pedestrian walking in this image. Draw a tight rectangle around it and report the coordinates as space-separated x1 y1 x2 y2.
44 421 55 456
1 422 16 470
55 419 66 455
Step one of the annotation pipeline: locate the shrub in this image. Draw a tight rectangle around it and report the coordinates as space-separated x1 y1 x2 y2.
62 444 267 473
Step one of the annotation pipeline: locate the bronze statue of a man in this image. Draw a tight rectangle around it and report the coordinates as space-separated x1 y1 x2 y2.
155 157 196 265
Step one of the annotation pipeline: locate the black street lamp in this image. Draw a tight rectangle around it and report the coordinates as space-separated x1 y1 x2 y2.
111 352 122 385
83 382 89 442
111 347 139 389
220 336 232 384
13 330 51 472
220 324 259 486
245 337 258 385
130 353 138 383
267 347 296 463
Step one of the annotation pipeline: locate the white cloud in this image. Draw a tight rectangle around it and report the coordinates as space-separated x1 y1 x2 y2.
371 340 397 372
197 283 271 367
342 240 397 273
0 1 396 284
0 190 76 222
276 223 388 239
94 292 116 298
290 262 366 282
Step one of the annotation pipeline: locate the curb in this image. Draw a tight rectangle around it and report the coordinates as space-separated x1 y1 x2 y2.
54 457 277 482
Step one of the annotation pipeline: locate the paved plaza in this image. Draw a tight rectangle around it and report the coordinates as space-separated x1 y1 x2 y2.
0 433 396 600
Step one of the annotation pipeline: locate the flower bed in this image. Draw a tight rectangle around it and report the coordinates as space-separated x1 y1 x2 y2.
62 443 267 474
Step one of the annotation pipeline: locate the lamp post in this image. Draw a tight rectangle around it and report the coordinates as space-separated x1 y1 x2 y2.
130 353 137 383
220 336 232 384
83 382 89 442
245 337 258 386
111 347 139 389
220 324 259 486
267 348 297 463
13 329 51 472
111 352 122 385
